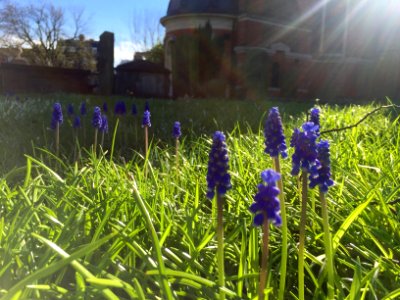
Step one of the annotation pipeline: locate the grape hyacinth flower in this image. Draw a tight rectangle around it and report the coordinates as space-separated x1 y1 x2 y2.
145 100 150 111
51 103 63 130
291 121 319 300
290 122 319 177
264 107 288 300
206 131 231 300
172 121 181 139
310 107 320 135
100 114 108 148
264 107 288 158
249 169 281 300
80 102 87 116
173 121 182 170
142 110 151 156
114 100 126 116
92 106 102 129
132 103 137 115
309 140 334 192
102 102 108 113
92 106 102 153
250 169 281 226
51 103 63 155
67 103 74 117
73 116 81 129
314 139 335 299
206 131 231 200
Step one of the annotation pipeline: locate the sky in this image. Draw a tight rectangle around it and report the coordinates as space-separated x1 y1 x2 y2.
15 0 169 65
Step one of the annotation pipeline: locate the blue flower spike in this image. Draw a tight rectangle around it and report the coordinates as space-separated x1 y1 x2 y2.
142 110 151 128
100 114 108 133
206 131 231 200
310 107 320 135
73 116 81 128
250 169 281 226
92 106 102 129
290 122 319 177
310 140 334 192
51 103 63 129
264 107 287 158
173 121 181 139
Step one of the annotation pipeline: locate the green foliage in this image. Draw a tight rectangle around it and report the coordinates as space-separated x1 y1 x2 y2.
145 43 164 65
0 95 400 298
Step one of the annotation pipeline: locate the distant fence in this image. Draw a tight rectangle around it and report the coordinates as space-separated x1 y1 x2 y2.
0 63 95 94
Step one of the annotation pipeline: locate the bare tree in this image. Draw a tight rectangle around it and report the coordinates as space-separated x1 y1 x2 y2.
0 1 91 67
130 9 163 51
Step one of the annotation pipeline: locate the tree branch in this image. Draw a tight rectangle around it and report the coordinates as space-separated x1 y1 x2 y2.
320 104 400 135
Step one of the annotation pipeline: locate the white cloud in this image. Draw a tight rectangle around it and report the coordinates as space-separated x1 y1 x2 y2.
114 40 144 66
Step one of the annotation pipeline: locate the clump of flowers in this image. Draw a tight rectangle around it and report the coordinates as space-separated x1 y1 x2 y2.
249 169 281 226
264 107 287 158
206 131 231 200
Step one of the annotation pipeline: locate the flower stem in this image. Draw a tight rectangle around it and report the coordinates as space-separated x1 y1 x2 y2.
320 190 335 299
217 194 225 300
175 137 179 173
298 170 308 300
259 216 270 300
144 125 149 157
93 128 98 155
273 157 288 300
55 122 60 156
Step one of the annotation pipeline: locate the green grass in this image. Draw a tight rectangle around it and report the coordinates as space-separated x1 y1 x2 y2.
0 94 400 299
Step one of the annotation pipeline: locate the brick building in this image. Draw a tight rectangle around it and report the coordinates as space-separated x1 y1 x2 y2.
161 0 400 100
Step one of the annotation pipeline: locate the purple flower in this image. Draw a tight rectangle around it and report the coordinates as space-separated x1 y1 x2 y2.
114 101 126 115
249 169 281 226
142 110 151 127
51 103 63 129
92 106 102 129
102 102 108 113
172 121 181 139
100 114 108 133
290 122 319 176
206 131 231 199
73 116 81 128
132 103 137 115
264 107 287 158
145 101 150 112
309 140 334 192
67 104 74 117
80 102 87 116
310 107 320 135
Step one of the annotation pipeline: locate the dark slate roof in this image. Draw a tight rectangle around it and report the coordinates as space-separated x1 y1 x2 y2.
166 0 238 17
116 60 170 74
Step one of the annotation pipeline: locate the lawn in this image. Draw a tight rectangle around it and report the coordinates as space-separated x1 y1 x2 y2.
0 94 399 299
